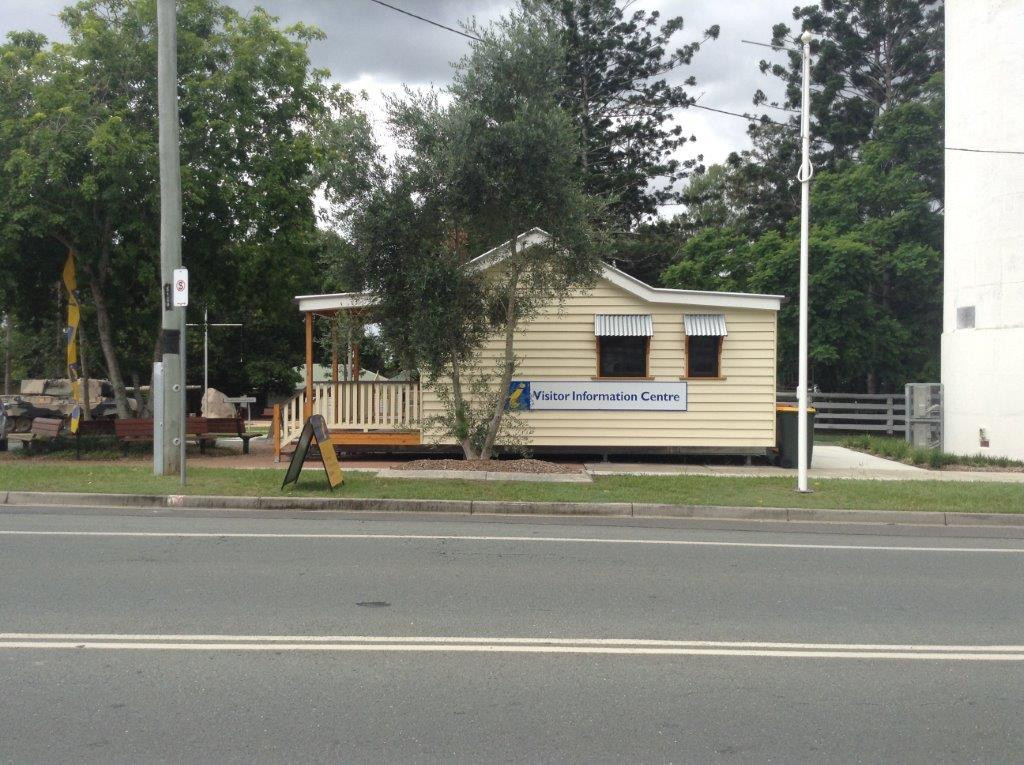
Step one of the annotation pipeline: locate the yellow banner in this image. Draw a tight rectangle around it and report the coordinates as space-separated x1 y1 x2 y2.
63 250 82 403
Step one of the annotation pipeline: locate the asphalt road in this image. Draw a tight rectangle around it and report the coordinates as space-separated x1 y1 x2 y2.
2 505 1024 763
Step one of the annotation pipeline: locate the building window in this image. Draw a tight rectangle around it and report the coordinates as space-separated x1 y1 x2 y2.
594 314 652 378
686 336 722 378
598 336 648 377
957 306 975 329
683 314 728 379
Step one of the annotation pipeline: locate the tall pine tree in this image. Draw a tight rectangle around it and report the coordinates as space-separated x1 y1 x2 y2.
524 0 719 230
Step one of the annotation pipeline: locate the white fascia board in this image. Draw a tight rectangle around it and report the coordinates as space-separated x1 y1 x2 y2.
466 228 783 311
294 291 379 314
295 228 784 314
466 228 552 272
601 263 784 312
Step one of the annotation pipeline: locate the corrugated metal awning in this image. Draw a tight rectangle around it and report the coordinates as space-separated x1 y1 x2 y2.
594 314 653 337
683 314 728 336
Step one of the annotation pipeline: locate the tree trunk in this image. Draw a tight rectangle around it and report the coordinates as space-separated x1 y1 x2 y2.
3 312 11 396
54 281 64 378
346 324 353 381
449 356 478 460
87 274 131 419
580 73 590 173
79 320 92 420
479 255 523 460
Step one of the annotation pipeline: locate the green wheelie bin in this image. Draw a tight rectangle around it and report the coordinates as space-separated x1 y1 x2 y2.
775 404 815 468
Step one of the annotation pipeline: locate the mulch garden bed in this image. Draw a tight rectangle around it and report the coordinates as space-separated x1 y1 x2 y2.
395 458 580 474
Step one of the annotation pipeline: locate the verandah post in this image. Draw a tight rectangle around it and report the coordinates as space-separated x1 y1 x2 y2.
304 312 313 420
272 404 281 463
331 344 339 426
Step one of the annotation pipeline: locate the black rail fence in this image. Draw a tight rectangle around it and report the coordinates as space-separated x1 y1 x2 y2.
777 390 907 436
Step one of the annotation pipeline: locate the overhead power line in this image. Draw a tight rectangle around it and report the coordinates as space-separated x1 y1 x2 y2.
741 38 800 54
364 4 788 128
366 0 482 42
360 8 1023 157
945 146 1024 156
689 103 788 128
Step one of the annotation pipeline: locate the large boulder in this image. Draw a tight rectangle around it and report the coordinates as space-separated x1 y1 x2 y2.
201 388 237 418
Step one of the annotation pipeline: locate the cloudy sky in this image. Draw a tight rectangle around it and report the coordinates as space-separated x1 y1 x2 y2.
2 0 799 211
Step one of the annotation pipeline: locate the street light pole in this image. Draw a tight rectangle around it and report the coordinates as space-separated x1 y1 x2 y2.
156 0 184 481
797 30 814 493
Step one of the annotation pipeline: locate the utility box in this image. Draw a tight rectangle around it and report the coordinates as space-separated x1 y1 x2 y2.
905 383 942 450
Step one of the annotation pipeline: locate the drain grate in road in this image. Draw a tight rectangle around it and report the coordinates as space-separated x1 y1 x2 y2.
356 601 390 607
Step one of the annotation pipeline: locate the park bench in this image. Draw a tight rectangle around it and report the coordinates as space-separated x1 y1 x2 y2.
73 418 116 459
114 418 211 455
197 416 259 454
7 417 63 453
114 418 157 454
114 417 256 454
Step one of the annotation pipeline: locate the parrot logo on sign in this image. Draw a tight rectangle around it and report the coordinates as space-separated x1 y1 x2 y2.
506 381 530 411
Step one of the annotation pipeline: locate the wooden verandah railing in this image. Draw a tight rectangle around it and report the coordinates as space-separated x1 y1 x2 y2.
274 381 421 455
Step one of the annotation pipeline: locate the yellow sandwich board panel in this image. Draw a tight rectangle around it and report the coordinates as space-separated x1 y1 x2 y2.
281 414 344 490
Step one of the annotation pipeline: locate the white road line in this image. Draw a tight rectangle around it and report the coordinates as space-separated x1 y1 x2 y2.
3 634 1024 652
1 635 1023 660
1 529 1022 553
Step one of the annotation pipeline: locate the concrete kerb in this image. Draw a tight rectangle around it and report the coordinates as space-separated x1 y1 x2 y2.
472 500 629 516
2 490 1024 528
374 469 592 483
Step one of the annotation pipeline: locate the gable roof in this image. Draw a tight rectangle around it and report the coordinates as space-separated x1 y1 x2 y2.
295 228 784 314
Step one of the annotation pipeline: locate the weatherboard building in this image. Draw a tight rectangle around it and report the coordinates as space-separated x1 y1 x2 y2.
277 230 783 457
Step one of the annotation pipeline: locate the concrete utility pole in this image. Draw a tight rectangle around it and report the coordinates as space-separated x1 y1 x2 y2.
156 0 185 480
796 30 814 493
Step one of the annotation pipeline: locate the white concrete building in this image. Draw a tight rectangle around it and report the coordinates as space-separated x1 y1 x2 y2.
942 0 1024 459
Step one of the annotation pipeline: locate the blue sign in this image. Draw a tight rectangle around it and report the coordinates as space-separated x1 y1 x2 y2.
506 380 531 411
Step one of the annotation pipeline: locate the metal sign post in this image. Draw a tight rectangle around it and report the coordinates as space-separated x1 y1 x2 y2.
172 268 188 486
796 30 814 493
173 268 188 486
180 311 187 487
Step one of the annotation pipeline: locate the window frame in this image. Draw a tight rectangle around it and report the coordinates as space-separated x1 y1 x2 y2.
594 335 652 380
683 334 726 380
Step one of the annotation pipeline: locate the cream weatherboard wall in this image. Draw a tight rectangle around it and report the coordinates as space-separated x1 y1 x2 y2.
420 276 779 449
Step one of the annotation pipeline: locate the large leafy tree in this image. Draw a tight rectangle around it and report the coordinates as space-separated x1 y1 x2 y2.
348 8 602 459
665 80 943 392
524 0 718 230
0 0 373 414
659 2 945 392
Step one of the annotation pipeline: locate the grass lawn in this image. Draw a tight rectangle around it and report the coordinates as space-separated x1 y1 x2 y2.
1 462 1022 514
839 435 1024 471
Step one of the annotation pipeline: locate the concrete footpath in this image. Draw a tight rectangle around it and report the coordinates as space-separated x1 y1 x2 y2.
2 489 1023 530
7 440 1023 483
586 445 1024 484
189 442 1024 484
